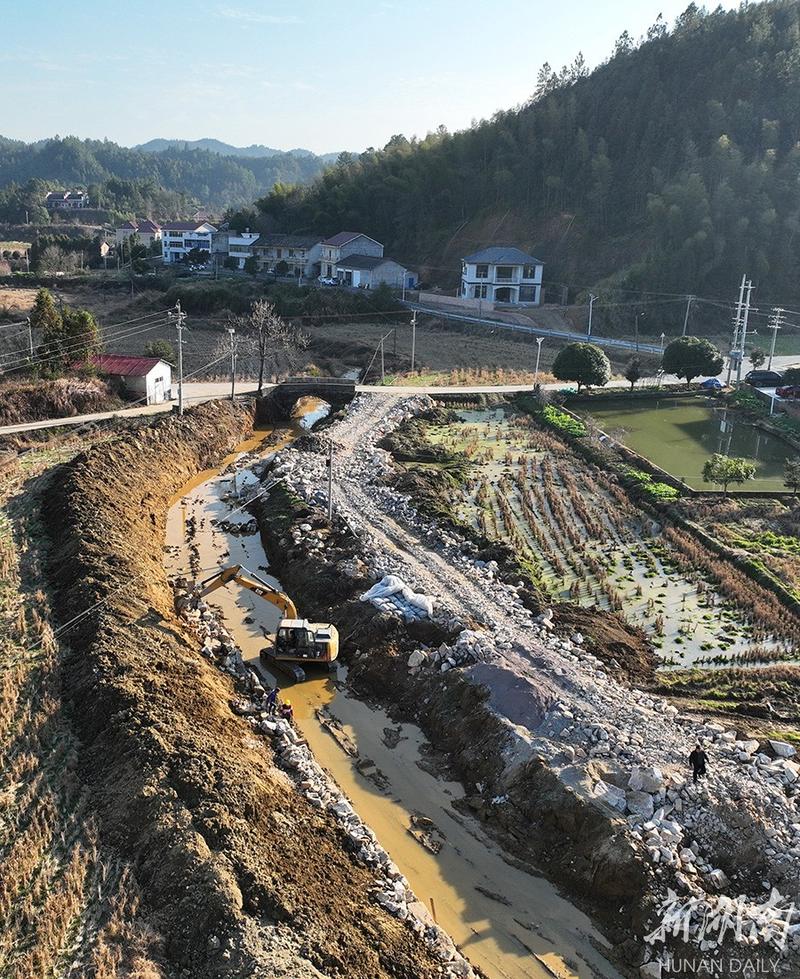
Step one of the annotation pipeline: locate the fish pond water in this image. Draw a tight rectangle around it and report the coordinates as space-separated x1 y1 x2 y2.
424 406 799 669
579 396 794 492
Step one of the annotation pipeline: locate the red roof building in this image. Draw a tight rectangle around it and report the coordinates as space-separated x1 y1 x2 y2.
90 354 173 404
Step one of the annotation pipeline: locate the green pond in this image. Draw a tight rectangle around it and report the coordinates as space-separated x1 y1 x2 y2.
580 397 795 491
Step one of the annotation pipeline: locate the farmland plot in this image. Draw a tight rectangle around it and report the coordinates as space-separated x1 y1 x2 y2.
426 407 799 669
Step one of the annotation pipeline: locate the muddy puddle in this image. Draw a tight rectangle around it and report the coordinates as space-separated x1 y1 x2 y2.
425 407 796 669
163 412 622 979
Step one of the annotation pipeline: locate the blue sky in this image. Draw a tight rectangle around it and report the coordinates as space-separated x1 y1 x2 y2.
1 0 739 153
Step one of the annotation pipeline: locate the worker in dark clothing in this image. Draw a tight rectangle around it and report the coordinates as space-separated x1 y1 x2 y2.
689 744 709 783
265 687 278 715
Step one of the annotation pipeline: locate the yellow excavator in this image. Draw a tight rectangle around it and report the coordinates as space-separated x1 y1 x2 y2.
197 564 339 681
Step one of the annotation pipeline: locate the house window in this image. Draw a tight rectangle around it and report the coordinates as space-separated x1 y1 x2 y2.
288 249 295 257
276 249 283 258
473 284 488 299
496 266 514 281
475 264 489 279
523 264 538 279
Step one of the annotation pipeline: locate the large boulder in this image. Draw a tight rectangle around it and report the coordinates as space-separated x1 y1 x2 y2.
629 765 664 794
627 790 655 820
769 740 797 759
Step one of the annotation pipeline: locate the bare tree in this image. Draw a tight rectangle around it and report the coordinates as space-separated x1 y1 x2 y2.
38 245 79 276
230 299 308 394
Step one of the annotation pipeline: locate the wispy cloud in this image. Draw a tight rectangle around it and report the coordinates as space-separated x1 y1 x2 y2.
217 6 301 25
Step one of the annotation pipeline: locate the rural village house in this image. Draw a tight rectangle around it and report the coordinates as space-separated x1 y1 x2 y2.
44 190 90 210
161 221 217 263
115 218 162 248
251 233 324 278
460 246 544 305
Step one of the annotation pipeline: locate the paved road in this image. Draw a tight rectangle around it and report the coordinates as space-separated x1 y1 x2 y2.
0 382 258 435
2 354 798 437
403 301 665 354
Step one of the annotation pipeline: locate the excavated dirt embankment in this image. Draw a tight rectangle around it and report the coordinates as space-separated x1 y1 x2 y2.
42 400 441 978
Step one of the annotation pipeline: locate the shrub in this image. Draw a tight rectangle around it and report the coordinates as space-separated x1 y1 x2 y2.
539 404 587 437
621 466 680 501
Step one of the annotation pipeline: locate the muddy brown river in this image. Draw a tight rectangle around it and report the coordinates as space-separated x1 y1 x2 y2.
163 423 623 979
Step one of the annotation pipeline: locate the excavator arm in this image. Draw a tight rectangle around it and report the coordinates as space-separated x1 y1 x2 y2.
197 564 299 619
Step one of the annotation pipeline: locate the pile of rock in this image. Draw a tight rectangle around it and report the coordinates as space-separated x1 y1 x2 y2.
407 629 498 675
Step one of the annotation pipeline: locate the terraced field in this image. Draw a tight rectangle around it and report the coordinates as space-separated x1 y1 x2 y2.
426 407 799 668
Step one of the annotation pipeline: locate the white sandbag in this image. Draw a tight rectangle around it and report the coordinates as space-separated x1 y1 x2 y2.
360 574 434 618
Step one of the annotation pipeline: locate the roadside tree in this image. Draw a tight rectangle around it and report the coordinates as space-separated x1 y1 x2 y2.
230 298 308 394
783 458 800 496
749 347 766 369
552 342 611 392
625 356 642 390
702 453 756 496
244 255 259 275
145 339 176 363
662 336 723 386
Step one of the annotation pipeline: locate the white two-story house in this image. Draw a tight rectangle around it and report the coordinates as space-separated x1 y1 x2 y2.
320 232 383 280
460 247 544 306
161 221 217 264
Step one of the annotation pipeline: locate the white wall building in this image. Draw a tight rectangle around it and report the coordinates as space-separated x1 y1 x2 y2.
161 221 217 264
91 354 172 404
461 247 544 305
334 255 416 290
320 232 383 280
213 230 261 269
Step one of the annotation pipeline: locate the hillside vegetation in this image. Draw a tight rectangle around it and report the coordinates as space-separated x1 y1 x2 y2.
258 1 800 310
0 135 334 221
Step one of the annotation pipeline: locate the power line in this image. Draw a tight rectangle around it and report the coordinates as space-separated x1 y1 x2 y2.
0 316 173 374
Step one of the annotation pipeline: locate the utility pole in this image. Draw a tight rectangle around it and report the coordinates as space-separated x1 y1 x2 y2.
227 326 236 402
380 334 385 382
735 279 754 387
410 311 417 373
681 295 693 337
534 336 544 386
726 274 746 386
170 300 187 415
393 326 397 358
587 293 598 338
659 332 666 354
635 310 645 352
26 317 33 360
767 307 785 371
326 440 333 525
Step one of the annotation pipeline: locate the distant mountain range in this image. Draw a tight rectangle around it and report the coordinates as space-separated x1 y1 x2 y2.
0 134 341 216
135 138 340 164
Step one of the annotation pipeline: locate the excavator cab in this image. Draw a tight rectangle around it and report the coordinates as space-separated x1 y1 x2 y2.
195 565 339 680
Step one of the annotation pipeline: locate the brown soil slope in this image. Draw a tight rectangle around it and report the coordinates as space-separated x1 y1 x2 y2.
42 401 440 978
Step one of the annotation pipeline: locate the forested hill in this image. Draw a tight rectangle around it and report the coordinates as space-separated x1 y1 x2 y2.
256 0 800 307
0 135 333 217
